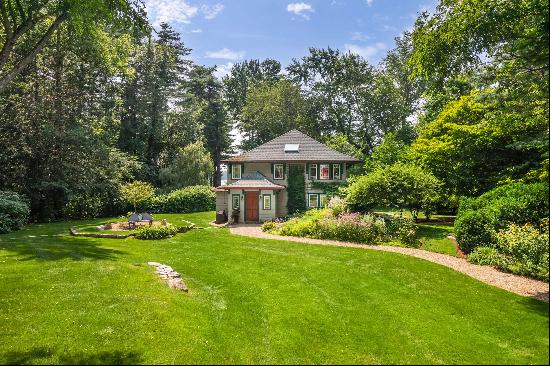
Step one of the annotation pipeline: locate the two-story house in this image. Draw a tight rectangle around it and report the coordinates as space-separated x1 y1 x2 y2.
215 129 361 223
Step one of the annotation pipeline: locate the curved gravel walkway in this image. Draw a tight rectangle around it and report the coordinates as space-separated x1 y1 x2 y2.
230 225 549 302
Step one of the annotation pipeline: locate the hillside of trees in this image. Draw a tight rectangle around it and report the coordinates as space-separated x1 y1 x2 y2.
0 0 547 222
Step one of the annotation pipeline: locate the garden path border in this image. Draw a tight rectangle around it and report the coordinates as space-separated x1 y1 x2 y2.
230 225 549 302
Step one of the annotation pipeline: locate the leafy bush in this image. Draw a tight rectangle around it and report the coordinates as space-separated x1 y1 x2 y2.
455 182 549 253
134 225 179 240
468 247 504 266
150 185 215 213
120 181 155 212
159 142 214 192
454 210 498 253
386 216 418 246
494 222 549 281
0 191 30 234
276 209 388 244
346 163 441 220
278 209 331 237
327 196 347 217
261 221 277 232
316 213 388 244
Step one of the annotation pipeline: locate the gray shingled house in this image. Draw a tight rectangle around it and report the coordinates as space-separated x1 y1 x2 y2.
216 129 361 223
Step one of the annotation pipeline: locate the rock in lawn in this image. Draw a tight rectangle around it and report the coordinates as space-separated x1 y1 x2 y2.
148 262 188 292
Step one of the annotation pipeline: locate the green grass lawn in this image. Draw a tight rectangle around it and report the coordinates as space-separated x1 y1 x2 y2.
0 212 548 364
375 209 458 256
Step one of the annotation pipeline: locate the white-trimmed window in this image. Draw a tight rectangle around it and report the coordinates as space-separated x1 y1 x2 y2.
319 194 328 207
332 164 341 180
309 164 317 180
274 164 284 180
308 193 319 208
231 164 242 180
262 195 271 210
320 164 330 180
232 194 240 210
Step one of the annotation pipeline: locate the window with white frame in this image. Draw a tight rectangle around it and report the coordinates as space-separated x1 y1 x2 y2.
308 193 319 208
231 164 242 180
319 164 330 180
309 164 317 180
319 194 328 207
274 164 284 180
262 195 271 210
232 195 240 210
332 164 341 180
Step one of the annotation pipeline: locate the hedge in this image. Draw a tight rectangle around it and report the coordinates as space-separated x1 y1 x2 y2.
150 185 215 213
455 182 549 253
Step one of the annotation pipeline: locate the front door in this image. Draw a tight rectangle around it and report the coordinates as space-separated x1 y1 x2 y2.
245 192 259 222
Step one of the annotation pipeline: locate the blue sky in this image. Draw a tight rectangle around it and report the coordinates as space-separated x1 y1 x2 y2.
144 0 436 78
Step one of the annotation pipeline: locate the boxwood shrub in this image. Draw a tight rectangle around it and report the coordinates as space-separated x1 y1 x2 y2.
150 185 215 213
455 182 549 253
0 191 30 234
135 225 179 240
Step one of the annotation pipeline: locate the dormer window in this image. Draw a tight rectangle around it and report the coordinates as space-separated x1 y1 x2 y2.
284 144 299 153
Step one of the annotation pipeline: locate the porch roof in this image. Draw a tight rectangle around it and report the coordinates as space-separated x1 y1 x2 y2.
217 171 286 191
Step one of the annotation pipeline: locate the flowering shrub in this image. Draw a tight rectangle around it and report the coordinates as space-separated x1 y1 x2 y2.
468 221 549 281
386 217 418 246
274 209 386 244
327 196 347 217
316 213 388 244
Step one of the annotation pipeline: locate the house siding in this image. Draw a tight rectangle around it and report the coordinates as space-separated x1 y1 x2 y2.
215 191 227 214
220 162 349 220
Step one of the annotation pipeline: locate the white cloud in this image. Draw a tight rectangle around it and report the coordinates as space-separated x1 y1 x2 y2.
201 3 224 20
344 42 387 62
205 48 245 60
191 28 203 33
382 24 398 32
287 2 314 20
145 0 198 27
366 0 374 6
213 62 234 79
350 31 373 41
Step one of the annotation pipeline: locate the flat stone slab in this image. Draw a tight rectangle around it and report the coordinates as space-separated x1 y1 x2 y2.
147 262 188 292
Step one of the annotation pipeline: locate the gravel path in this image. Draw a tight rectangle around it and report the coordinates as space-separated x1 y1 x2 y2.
230 225 549 302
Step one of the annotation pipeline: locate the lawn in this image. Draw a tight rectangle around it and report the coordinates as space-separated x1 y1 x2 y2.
375 208 459 256
0 212 548 364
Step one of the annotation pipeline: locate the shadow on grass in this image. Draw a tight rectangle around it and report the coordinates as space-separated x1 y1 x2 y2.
522 294 550 314
416 224 452 240
1 235 126 262
3 347 141 365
